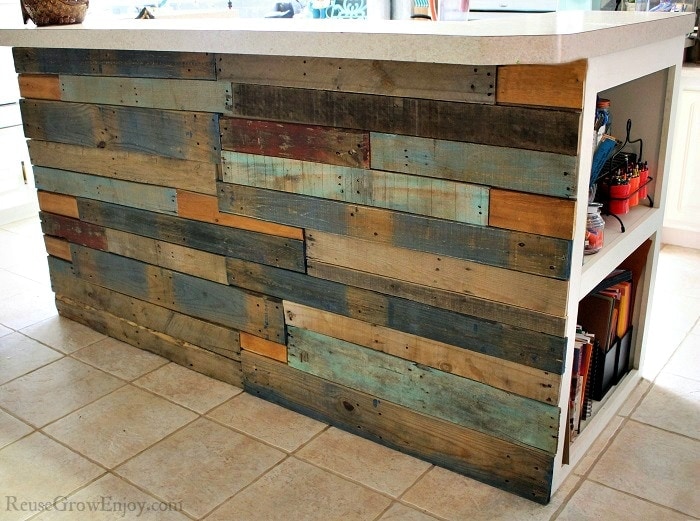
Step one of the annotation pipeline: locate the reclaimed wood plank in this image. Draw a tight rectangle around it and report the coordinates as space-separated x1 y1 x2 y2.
489 189 576 240
369 133 578 199
18 74 61 100
43 235 72 261
222 152 489 225
242 351 553 503
217 55 497 103
13 48 217 79
78 198 306 273
40 212 108 251
220 117 370 168
226 257 566 374
49 256 240 361
231 83 580 155
34 167 178 215
219 183 572 280
239 331 287 363
21 99 220 163
497 60 586 110
37 191 79 218
28 141 219 196
59 75 232 114
283 301 559 404
306 230 567 316
176 190 303 240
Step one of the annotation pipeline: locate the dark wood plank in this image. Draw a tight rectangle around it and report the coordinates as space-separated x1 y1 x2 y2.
242 351 553 504
231 83 580 155
40 211 108 251
219 183 572 280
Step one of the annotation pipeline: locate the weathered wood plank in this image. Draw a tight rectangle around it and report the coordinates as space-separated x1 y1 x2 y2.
21 99 220 163
217 55 497 103
78 198 306 273
497 60 587 110
13 48 217 79
28 141 219 196
59 75 232 114
222 152 489 225
306 230 567 316
287 326 559 453
71 244 285 343
40 212 108 251
369 133 578 199
231 83 580 155
37 191 79 218
489 189 576 240
49 256 240 361
242 351 553 503
226 257 566 374
218 183 572 280
43 235 72 261
176 190 304 241
283 301 559 404
220 118 370 168
18 74 61 100
34 167 178 215
239 331 287 363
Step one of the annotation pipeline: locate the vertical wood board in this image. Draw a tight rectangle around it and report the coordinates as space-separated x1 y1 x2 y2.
488 189 576 240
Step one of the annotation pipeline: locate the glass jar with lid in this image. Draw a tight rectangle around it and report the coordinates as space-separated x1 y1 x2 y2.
585 203 605 255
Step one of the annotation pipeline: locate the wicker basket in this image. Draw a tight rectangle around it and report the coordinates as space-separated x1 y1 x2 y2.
21 0 89 26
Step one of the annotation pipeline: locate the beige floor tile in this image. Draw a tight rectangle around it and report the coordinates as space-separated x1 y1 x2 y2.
72 337 168 381
378 503 441 521
588 421 700 517
207 392 326 452
573 415 625 477
662 332 700 382
0 357 124 428
134 363 242 414
116 417 285 519
0 332 62 385
0 432 104 521
33 473 190 520
205 457 391 521
21 316 106 355
0 409 33 449
296 427 431 498
0 288 57 330
556 479 691 521
402 466 579 521
0 322 12 337
44 385 197 468
8 255 51 286
631 373 700 440
0 269 43 301
616 378 652 417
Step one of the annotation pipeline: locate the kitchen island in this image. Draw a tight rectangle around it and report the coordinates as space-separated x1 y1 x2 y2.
0 11 694 503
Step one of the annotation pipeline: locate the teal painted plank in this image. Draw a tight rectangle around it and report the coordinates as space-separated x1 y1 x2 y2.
222 152 489 225
370 133 578 199
287 326 559 453
34 167 178 215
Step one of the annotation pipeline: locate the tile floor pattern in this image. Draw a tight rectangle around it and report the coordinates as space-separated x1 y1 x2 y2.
0 215 698 521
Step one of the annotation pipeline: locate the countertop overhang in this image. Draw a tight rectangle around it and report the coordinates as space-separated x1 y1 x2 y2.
0 11 695 65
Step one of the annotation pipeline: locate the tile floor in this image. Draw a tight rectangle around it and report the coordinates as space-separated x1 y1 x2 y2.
0 215 698 521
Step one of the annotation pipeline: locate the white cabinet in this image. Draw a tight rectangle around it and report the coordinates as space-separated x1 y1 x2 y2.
664 65 700 249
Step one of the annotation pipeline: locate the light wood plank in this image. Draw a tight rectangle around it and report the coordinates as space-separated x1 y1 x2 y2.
43 235 72 261
240 332 287 363
18 74 61 100
37 191 79 218
489 189 576 239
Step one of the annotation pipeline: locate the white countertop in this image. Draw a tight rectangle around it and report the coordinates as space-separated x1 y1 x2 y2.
0 11 695 65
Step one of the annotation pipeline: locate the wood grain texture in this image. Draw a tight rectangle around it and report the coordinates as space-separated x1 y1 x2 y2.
43 235 72 261
217 55 497 103
218 183 572 280
28 140 219 196
37 191 79 218
369 133 578 199
59 75 232 114
306 230 568 316
21 99 220 163
78 198 306 273
231 83 580 155
40 212 108 251
283 301 560 404
49 256 240 361
34 167 178 215
489 189 576 239
222 152 489 225
239 331 287 363
242 351 553 504
496 60 587 110
13 48 217 79
18 74 60 100
176 190 304 240
221 117 370 168
226 257 567 374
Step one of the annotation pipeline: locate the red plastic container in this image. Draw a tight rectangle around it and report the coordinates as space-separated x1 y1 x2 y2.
609 184 631 215
629 176 640 206
639 167 649 200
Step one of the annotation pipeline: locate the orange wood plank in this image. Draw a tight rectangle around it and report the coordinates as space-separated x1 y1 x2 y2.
239 331 288 363
43 235 72 261
37 191 79 218
496 60 586 110
488 189 576 240
18 74 61 100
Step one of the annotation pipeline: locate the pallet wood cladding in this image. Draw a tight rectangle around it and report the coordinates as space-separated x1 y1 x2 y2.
16 48 585 504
